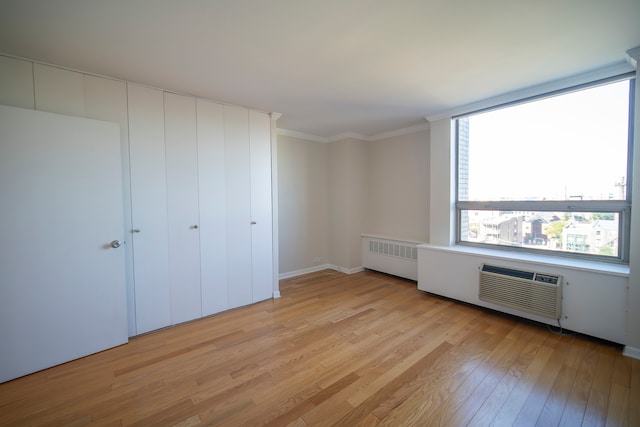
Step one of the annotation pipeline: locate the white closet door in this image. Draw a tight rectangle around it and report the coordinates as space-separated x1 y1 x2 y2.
164 92 202 324
84 75 137 337
249 110 274 301
127 84 171 334
0 105 127 383
198 99 229 316
224 105 253 309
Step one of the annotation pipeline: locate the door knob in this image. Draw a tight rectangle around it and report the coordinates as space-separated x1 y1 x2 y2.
191 225 199 229
110 240 122 249
132 229 141 233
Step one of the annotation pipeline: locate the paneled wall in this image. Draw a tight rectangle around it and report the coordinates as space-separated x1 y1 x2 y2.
0 54 277 337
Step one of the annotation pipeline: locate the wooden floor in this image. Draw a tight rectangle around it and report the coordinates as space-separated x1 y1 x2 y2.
1 270 638 426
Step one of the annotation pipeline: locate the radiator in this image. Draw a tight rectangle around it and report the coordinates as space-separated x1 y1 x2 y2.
362 235 421 281
479 264 562 320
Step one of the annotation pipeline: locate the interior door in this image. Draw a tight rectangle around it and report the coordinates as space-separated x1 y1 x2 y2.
0 105 128 383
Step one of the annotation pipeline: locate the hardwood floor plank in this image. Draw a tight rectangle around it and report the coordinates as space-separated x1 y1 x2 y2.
511 336 571 427
425 318 525 426
558 341 600 425
535 336 588 426
467 327 549 426
630 359 640 427
582 344 617 426
0 270 633 427
605 383 629 427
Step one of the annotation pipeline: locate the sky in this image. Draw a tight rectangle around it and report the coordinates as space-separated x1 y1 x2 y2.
466 79 631 201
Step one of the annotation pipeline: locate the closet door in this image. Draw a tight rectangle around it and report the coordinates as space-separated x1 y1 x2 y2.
198 99 229 316
0 105 127 383
84 75 136 336
164 92 202 324
127 84 171 334
249 110 274 301
224 105 253 309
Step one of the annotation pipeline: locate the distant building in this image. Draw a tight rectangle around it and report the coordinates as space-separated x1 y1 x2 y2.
523 214 548 245
562 219 618 256
480 215 524 246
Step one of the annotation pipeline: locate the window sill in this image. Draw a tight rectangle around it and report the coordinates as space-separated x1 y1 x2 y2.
416 243 630 278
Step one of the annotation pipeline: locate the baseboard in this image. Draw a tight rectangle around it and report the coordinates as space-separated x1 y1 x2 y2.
330 265 364 275
279 264 333 280
272 290 281 299
623 345 640 360
279 264 364 279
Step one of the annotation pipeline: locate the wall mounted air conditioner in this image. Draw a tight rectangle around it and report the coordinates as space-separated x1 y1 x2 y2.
479 264 562 320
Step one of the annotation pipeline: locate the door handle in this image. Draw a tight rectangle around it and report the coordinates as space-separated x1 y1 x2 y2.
110 240 122 249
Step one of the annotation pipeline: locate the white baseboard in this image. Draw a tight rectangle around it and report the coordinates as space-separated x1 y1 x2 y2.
331 265 364 275
279 264 364 280
623 345 640 360
272 290 281 299
279 264 332 280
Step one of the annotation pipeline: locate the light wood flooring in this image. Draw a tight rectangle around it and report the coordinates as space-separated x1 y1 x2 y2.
1 269 638 426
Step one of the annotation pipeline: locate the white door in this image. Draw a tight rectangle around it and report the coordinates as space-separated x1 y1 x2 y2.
164 93 202 324
224 105 253 309
0 105 128 383
127 84 171 334
249 110 274 302
197 99 229 316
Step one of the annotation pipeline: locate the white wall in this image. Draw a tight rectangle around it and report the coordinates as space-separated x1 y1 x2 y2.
277 135 330 275
277 129 431 276
368 130 430 242
328 137 369 271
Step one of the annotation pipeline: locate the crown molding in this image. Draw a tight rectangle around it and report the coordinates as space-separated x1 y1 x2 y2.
368 122 430 141
327 132 367 142
277 128 329 143
270 112 282 121
425 61 635 122
277 122 430 144
626 46 640 68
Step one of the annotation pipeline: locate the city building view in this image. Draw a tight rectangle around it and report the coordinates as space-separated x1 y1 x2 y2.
462 210 619 257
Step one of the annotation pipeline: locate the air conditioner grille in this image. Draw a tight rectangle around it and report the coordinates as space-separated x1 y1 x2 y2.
479 264 562 320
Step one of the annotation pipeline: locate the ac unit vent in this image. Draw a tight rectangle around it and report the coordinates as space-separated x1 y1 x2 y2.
479 264 562 320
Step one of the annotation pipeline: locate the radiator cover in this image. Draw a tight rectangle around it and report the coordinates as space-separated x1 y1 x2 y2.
362 235 421 281
479 264 562 320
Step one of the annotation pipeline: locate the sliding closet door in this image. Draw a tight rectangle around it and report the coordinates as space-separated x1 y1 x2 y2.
164 92 202 324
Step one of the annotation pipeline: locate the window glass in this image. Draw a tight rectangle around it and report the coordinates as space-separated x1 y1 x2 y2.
456 77 633 262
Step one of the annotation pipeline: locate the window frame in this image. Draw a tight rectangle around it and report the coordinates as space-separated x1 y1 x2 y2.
454 74 635 264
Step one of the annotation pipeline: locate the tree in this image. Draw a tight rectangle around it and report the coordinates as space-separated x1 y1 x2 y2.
544 220 567 246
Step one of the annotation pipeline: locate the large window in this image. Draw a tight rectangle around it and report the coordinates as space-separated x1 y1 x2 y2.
456 76 634 263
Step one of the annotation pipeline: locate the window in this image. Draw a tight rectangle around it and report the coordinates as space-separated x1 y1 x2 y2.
456 76 634 263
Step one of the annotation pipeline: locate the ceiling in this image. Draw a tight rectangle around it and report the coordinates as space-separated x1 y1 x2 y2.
1 0 639 140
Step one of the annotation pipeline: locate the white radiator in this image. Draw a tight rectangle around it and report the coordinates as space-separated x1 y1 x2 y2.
479 264 562 320
362 235 422 281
